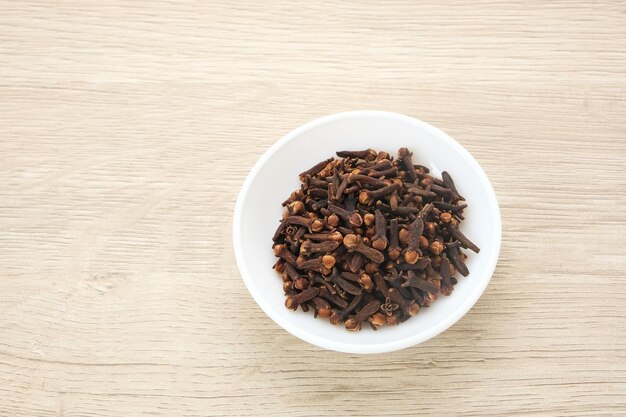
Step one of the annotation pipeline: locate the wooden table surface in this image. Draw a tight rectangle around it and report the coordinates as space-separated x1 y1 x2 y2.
1 1 625 416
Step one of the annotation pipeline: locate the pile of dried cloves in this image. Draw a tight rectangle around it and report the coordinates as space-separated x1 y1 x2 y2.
272 148 480 331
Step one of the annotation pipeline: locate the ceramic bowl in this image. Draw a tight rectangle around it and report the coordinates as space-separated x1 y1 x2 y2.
233 111 501 354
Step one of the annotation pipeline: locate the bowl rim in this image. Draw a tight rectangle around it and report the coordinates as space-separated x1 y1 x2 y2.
233 110 501 354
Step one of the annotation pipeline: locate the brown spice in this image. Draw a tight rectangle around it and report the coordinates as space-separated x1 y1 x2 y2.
272 148 479 331
344 300 381 331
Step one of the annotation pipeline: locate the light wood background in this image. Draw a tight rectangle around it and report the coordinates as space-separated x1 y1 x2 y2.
1 1 625 416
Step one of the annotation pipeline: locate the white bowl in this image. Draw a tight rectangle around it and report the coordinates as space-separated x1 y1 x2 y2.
233 111 501 354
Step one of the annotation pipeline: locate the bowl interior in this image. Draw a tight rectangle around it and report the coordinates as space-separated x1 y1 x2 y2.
234 111 500 354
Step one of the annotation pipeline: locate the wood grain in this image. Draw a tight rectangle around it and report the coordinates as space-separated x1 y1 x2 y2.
1 1 625 416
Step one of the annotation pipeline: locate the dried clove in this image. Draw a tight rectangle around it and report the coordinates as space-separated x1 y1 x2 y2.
348 173 386 188
327 268 362 296
272 148 479 331
433 201 467 213
336 149 377 160
330 294 362 325
273 243 297 266
285 287 319 310
359 183 400 205
300 157 333 179
387 218 402 260
398 148 418 182
310 297 332 318
402 270 439 293
344 300 381 331
347 251 365 273
446 242 469 276
303 231 343 242
343 234 384 263
299 240 340 256
297 254 336 272
396 257 430 271
446 226 480 253
319 287 349 309
328 203 363 228
272 219 288 242
440 254 453 296
403 217 424 264
284 215 324 233
371 209 388 251
442 171 465 202
387 288 414 317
